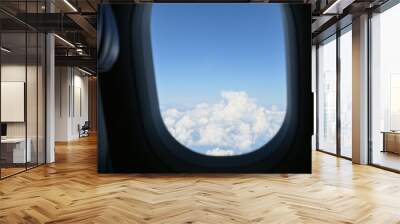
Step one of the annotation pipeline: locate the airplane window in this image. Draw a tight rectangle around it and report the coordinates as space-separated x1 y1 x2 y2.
151 4 287 156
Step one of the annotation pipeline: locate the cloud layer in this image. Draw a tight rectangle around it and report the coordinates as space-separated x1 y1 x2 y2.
161 91 285 156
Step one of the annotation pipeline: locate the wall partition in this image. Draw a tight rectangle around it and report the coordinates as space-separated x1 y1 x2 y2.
0 2 46 179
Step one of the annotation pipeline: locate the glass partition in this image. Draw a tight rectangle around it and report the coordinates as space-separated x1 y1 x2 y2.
27 30 38 169
339 27 352 158
0 2 46 179
1 31 28 177
317 35 337 154
316 26 353 159
370 3 400 171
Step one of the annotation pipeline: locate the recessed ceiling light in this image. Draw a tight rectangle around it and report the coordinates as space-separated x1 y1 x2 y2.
54 34 75 48
63 0 78 12
78 67 93 76
1 47 11 53
322 0 354 15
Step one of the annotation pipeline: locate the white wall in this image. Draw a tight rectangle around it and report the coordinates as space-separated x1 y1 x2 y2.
55 67 89 141
55 67 69 141
72 72 89 138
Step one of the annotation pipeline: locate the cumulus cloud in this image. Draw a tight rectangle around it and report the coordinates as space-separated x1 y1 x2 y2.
206 148 235 156
161 91 285 156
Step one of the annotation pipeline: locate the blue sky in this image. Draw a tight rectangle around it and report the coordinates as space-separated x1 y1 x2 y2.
150 3 287 109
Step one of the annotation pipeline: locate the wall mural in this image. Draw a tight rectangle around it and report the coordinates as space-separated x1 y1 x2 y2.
97 3 312 173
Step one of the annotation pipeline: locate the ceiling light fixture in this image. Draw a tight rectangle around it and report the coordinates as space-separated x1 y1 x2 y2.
54 34 75 48
78 67 93 76
322 0 354 15
1 47 11 53
323 0 342 14
63 0 78 12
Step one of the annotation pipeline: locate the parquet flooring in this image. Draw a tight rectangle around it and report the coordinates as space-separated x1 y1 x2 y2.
1 135 400 223
1 167 26 178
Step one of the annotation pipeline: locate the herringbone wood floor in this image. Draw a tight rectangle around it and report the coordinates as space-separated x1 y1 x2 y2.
1 135 400 224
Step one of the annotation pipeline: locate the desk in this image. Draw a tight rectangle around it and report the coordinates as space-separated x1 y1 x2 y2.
1 138 31 163
382 131 400 154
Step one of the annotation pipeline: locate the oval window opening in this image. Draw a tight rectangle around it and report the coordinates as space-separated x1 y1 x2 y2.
151 4 287 156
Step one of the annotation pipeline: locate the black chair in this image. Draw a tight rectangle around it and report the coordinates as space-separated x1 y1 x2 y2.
79 121 90 138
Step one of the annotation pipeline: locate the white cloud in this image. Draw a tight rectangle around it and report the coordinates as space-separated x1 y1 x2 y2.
161 91 285 156
205 148 235 156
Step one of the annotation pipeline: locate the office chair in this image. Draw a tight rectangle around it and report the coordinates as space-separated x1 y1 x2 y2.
79 121 90 138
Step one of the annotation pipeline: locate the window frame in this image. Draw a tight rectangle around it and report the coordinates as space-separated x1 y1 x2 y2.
97 3 312 173
149 3 289 157
368 0 400 172
315 24 353 161
131 4 310 171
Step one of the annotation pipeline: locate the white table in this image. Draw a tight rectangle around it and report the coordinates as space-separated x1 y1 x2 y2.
1 138 31 163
